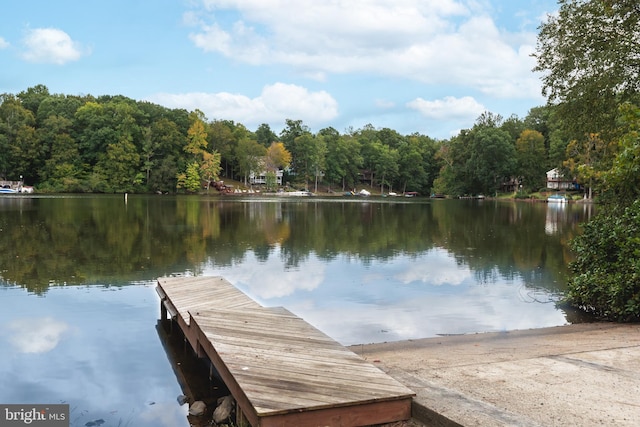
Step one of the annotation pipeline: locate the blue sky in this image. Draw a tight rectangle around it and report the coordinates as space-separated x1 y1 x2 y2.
0 0 558 139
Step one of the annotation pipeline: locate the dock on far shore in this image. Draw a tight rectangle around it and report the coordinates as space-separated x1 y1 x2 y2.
156 276 415 427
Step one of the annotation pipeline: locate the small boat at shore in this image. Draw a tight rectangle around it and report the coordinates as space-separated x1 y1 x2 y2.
547 194 568 203
1 179 32 194
277 190 314 197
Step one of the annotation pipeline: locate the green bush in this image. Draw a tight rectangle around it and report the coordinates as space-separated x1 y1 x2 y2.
567 200 640 321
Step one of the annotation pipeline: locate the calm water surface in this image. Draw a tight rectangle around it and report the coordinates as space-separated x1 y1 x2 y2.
0 194 594 426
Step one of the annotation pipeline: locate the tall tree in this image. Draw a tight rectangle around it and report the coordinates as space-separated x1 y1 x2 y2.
177 110 210 192
324 131 363 191
341 135 364 191
235 138 266 185
564 132 616 199
256 123 277 147
185 110 208 158
94 135 142 192
364 140 398 193
280 119 309 153
604 103 640 204
176 161 201 193
17 84 50 116
500 114 526 142
516 129 547 191
377 127 405 148
200 150 222 191
39 115 83 191
265 142 292 171
147 118 185 192
209 119 238 178
74 101 117 166
523 106 552 143
36 94 83 123
432 134 469 196
467 127 517 195
358 125 383 188
291 133 326 190
0 95 39 181
408 133 440 193
375 143 399 194
533 0 640 142
397 140 428 193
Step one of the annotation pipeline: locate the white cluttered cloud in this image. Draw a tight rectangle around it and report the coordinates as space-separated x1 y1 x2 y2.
20 28 87 65
7 317 69 353
149 82 338 127
187 0 541 99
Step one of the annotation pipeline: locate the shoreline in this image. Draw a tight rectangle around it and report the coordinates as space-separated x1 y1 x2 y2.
351 322 640 426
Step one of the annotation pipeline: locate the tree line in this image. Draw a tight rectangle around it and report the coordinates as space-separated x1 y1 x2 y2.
1 84 578 196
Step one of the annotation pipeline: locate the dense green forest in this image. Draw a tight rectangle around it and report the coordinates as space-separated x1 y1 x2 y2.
0 84 573 196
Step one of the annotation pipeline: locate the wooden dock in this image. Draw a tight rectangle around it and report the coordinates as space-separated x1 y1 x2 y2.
156 276 415 427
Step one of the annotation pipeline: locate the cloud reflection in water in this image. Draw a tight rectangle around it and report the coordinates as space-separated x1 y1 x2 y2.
8 317 69 353
204 246 568 345
0 285 188 427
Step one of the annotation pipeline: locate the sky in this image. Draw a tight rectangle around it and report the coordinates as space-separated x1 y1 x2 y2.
0 0 558 139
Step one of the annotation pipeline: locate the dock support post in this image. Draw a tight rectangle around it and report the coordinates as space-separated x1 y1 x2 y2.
159 300 173 334
160 300 167 321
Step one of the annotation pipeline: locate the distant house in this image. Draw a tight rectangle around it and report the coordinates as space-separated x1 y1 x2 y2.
358 170 374 186
546 168 579 190
501 177 521 192
249 168 283 186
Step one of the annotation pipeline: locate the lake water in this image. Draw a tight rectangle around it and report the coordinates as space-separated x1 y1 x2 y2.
0 194 594 426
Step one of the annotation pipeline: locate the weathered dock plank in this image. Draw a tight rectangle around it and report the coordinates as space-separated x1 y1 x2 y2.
157 276 263 350
156 276 414 427
157 276 261 325
191 307 414 426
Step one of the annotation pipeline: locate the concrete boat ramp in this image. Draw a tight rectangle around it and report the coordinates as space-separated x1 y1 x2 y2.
157 276 640 426
354 322 640 426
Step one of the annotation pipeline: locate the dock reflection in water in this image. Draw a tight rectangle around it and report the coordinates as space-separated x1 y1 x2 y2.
155 320 230 426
